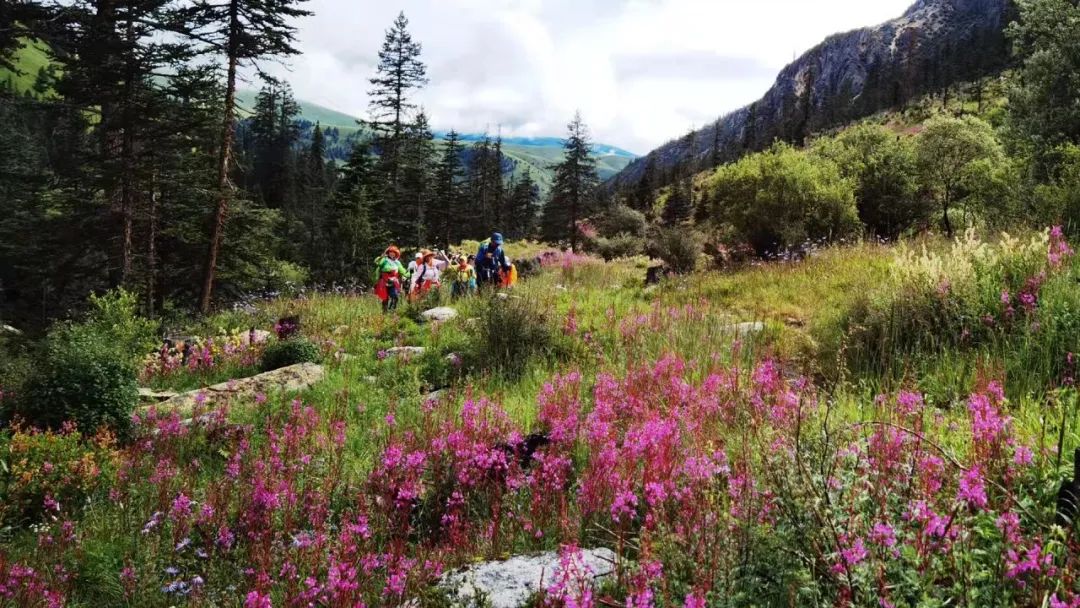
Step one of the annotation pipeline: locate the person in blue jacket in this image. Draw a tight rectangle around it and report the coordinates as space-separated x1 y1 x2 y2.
475 232 511 287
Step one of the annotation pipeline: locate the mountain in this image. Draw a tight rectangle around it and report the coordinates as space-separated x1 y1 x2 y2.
607 0 1013 191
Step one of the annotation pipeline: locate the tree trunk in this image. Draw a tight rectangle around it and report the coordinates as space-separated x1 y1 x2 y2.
942 189 953 238
200 0 239 314
147 168 158 318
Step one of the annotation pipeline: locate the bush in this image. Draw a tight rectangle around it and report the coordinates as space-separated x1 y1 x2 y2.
0 425 119 527
647 226 704 274
18 327 139 437
82 289 159 366
261 337 321 371
596 204 647 238
701 142 860 255
593 233 646 261
464 295 558 379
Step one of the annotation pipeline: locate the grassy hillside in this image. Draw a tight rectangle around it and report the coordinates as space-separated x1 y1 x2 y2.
0 38 52 94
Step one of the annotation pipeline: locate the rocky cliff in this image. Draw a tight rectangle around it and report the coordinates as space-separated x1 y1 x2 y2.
609 0 1013 192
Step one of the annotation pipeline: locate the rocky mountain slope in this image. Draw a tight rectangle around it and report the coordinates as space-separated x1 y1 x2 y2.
608 0 1013 191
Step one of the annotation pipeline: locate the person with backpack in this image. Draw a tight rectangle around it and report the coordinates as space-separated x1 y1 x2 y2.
475 232 511 287
374 246 409 313
410 250 449 300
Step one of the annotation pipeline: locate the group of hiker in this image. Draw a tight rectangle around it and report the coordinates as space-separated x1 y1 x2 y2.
373 232 517 312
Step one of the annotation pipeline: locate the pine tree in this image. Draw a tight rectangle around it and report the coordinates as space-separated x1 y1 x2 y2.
542 112 599 249
401 110 435 245
302 122 329 270
184 0 312 312
329 140 378 281
432 129 465 247
662 177 693 226
505 171 539 239
367 11 428 245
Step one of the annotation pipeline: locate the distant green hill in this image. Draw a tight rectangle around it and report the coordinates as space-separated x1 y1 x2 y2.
0 38 52 94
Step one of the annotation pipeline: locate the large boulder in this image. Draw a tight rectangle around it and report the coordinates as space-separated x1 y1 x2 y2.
145 362 325 416
421 307 458 323
438 548 615 608
0 324 22 336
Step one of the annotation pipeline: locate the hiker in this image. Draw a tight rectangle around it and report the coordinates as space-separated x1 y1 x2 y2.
475 232 511 287
374 245 408 313
450 255 477 299
410 250 449 300
407 252 423 276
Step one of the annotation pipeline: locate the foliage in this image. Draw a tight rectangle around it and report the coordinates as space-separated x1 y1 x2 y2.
915 115 1005 237
811 123 927 238
701 142 860 255
16 325 139 437
1008 0 1080 172
260 337 321 371
647 225 704 274
542 113 600 249
464 295 559 380
841 228 1079 397
595 204 647 238
592 234 646 261
0 425 119 529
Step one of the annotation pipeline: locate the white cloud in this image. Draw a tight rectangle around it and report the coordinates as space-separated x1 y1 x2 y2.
266 0 915 154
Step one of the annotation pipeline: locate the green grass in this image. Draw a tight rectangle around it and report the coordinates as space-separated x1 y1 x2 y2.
0 37 52 95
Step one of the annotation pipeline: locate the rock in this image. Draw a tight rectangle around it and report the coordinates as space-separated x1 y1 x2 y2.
0 324 22 336
421 307 458 323
145 363 325 417
138 388 180 402
439 548 615 608
423 390 445 404
332 325 350 336
645 264 673 286
725 321 765 336
385 346 425 360
495 292 509 300
362 376 378 384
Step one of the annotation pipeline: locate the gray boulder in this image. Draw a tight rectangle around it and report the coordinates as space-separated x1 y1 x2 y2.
421 307 458 323
386 346 425 360
145 362 325 417
0 324 22 336
439 548 615 608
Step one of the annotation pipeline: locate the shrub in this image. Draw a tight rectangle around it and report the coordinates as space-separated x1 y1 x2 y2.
261 337 321 371
647 225 704 274
17 326 139 437
464 295 557 379
82 289 159 366
596 204 647 238
701 142 860 255
593 233 646 260
0 425 119 527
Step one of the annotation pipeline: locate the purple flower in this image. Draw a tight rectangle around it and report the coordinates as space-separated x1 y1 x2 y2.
957 466 988 509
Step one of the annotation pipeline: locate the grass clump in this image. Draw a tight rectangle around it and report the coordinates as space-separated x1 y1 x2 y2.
261 337 321 371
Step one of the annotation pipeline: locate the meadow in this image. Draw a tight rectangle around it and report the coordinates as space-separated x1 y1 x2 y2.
1 229 1079 607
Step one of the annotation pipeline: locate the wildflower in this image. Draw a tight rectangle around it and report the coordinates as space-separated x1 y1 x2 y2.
1013 444 1034 467
610 490 638 523
43 494 59 513
255 392 267 405
244 590 272 608
170 493 193 520
957 466 988 510
684 592 706 608
870 522 897 549
377 350 388 361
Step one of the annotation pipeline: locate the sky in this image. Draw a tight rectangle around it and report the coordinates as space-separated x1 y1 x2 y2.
264 0 916 155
